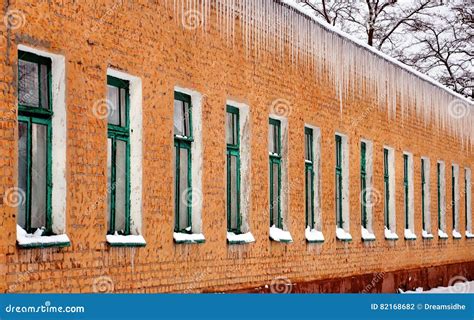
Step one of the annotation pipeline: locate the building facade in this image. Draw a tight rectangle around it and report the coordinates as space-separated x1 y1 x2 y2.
0 0 473 293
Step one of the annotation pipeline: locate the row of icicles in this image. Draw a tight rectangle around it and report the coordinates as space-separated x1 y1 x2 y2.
164 0 473 150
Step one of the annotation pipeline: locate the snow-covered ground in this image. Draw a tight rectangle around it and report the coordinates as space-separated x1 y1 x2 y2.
402 280 474 293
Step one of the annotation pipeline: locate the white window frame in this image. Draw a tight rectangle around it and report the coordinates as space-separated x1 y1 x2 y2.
335 133 351 241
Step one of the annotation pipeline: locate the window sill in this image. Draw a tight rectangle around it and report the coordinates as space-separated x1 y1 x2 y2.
305 227 325 243
17 225 70 249
361 227 376 241
404 229 417 241
422 231 434 239
336 228 352 241
452 230 462 239
438 230 449 239
227 232 255 245
466 232 474 239
384 228 399 240
173 232 206 244
269 226 293 243
106 234 146 247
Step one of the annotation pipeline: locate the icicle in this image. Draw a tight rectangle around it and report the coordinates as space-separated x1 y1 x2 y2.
165 0 473 147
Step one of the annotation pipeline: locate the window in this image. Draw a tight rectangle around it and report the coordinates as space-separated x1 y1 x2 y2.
335 135 343 229
452 164 461 238
465 168 472 237
384 149 390 230
360 140 374 240
335 134 351 240
269 118 282 229
226 105 241 233
403 153 415 240
106 76 130 235
305 127 314 229
437 161 448 238
17 51 52 234
361 142 367 229
421 158 432 238
174 92 193 233
384 147 397 239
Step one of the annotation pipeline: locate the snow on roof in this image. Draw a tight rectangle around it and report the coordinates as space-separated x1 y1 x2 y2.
281 0 472 106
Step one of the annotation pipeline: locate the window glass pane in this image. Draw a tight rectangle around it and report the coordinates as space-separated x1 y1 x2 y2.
115 140 127 233
232 114 238 145
120 88 126 127
30 124 47 229
336 174 341 226
174 100 184 136
178 147 190 230
18 60 39 107
271 162 279 226
229 155 238 230
183 102 191 137
269 124 275 154
40 64 49 109
107 85 120 126
107 139 112 231
306 167 313 227
226 112 233 145
18 122 28 229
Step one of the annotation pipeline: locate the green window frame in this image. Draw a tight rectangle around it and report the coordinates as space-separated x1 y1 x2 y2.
226 105 241 233
305 127 314 229
17 51 53 234
360 141 367 229
174 91 193 233
384 149 390 229
403 154 409 230
269 118 282 228
421 159 427 230
437 162 442 230
452 165 456 230
107 75 131 235
465 169 469 229
335 135 343 229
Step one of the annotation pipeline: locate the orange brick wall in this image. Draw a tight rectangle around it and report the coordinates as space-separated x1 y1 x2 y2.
0 0 473 293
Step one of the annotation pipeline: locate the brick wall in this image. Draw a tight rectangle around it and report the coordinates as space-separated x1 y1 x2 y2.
0 0 472 293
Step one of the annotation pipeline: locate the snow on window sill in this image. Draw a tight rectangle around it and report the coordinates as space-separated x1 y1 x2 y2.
384 227 399 240
269 225 293 243
305 227 324 243
336 228 352 241
404 229 417 240
16 225 70 249
173 232 206 244
361 227 376 241
106 233 146 247
227 231 255 244
438 229 449 239
422 230 434 239
466 231 474 239
452 230 462 239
